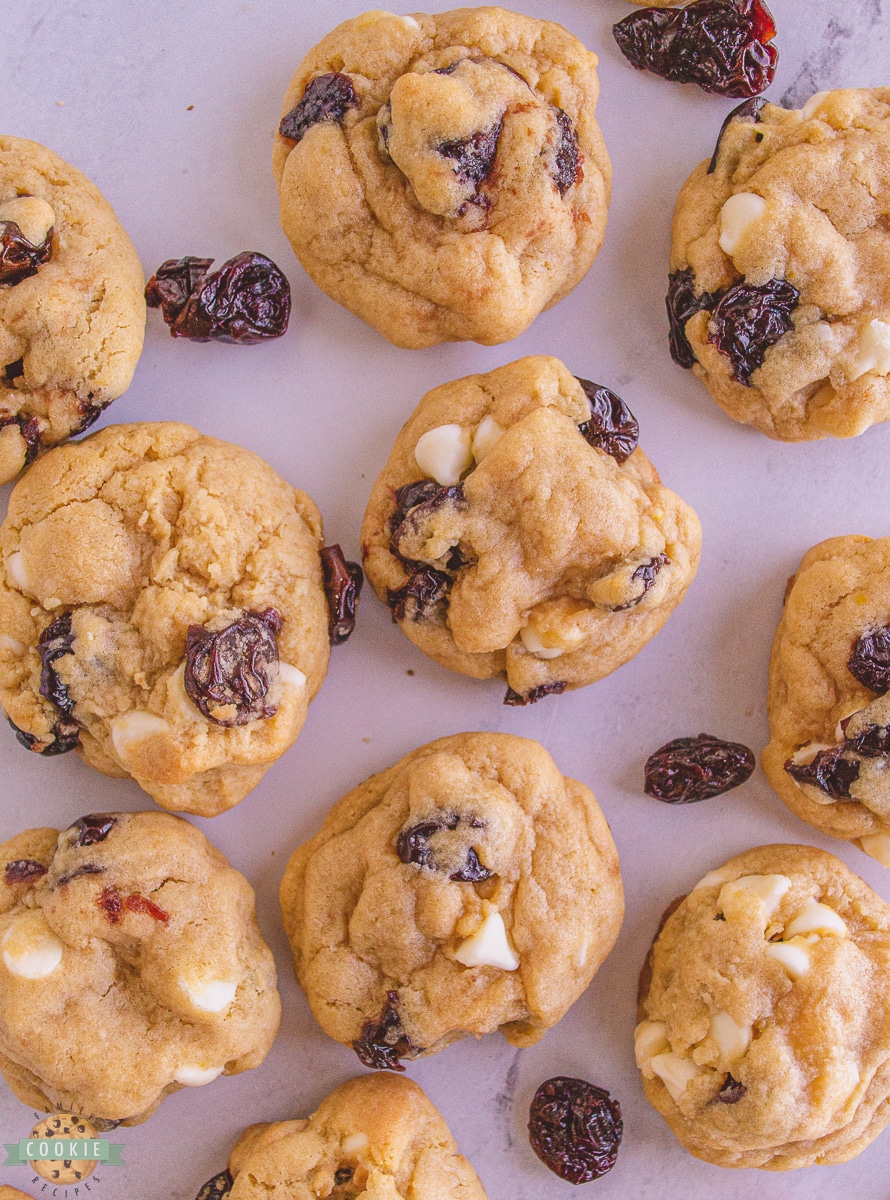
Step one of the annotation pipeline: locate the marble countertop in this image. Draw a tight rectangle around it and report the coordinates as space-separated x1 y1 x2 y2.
1 1 889 1197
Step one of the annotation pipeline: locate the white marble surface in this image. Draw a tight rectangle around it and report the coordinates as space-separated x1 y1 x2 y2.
1 1 890 1197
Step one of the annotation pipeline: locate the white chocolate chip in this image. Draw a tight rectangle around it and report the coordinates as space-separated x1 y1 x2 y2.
181 977 238 1012
2 911 64 980
342 1133 369 1154
0 196 55 246
848 319 890 381
279 661 307 689
710 1010 751 1060
718 192 766 257
110 711 171 763
472 415 505 463
454 911 519 971
718 874 791 921
399 14 420 30
5 551 30 592
860 832 890 867
0 635 25 656
766 939 811 978
634 1020 669 1077
174 1064 225 1087
802 91 830 120
650 1052 701 1104
519 621 564 660
414 424 473 486
784 898 847 939
692 868 731 891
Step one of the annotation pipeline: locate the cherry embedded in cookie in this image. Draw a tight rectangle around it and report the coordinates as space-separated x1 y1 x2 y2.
551 109 582 197
707 97 768 173
37 611 76 716
503 681 568 707
184 609 282 726
194 1170 233 1200
353 991 417 1071
278 72 359 144
69 814 117 847
707 278 799 384
848 624 890 694
666 268 719 368
784 744 860 800
0 217 53 286
4 859 48 885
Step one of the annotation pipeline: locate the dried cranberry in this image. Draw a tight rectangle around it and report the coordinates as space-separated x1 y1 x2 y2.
97 886 124 924
717 1074 747 1103
613 0 778 99
707 97 768 173
503 681 568 706
0 219 53 286
708 278 799 384
645 733 755 802
195 1169 233 1200
321 545 363 645
666 268 719 369
184 608 282 726
528 1077 622 1184
353 991 417 1070
551 109 582 196
70 814 117 847
785 745 860 800
146 252 291 343
387 566 452 622
55 863 106 888
144 256 212 323
124 892 170 923
279 72 359 144
848 625 890 694
438 122 502 191
4 859 48 885
845 723 890 758
397 813 493 883
8 714 79 756
37 611 75 715
576 379 639 464
613 555 669 611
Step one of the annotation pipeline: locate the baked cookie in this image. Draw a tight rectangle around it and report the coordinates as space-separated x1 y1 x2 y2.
280 732 623 1067
195 1074 487 1200
668 88 890 440
361 356 701 703
0 136 144 483
0 422 331 816
0 1190 34 1200
0 811 280 1125
763 536 890 867
273 8 610 348
635 844 890 1169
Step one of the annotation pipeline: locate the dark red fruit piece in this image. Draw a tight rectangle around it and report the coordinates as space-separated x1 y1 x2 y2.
438 122 502 189
279 72 359 144
70 814 117 847
70 396 108 437
845 723 890 757
54 863 106 888
389 484 466 561
504 681 568 706
666 268 720 369
528 1076 623 1184
613 0 778 99
708 278 799 384
717 1074 747 1103
334 1167 354 1185
645 733 755 802
3 357 24 381
0 219 53 286
0 412 41 464
97 886 124 924
551 109 582 197
8 714 79 756
321 545 364 645
184 608 282 726
397 813 493 883
450 848 491 883
195 1169 233 1200
387 566 452 622
37 611 75 715
353 991 417 1070
613 554 669 611
147 252 291 343
144 256 213 324
124 892 170 924
785 745 860 800
4 859 48 885
848 625 890 694
707 97 768 173
576 379 639 464
390 480 443 532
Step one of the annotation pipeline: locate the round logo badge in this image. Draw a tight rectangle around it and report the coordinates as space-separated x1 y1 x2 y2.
27 1113 99 1184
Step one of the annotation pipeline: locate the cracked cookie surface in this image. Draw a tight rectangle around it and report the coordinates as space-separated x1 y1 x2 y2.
670 88 890 440
636 844 890 1170
0 811 280 1124
763 535 890 866
0 422 330 816
272 7 610 348
360 355 700 701
280 732 623 1067
0 136 145 483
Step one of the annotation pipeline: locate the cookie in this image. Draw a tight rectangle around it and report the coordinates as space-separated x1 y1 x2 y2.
0 1190 34 1200
360 355 701 703
280 732 623 1067
0 136 145 483
762 535 890 867
0 422 331 816
0 811 280 1125
272 8 610 348
634 844 890 1169
668 89 890 440
197 1074 487 1200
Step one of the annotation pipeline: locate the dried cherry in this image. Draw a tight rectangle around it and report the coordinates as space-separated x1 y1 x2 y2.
503 681 568 706
708 278 799 384
528 1076 623 1184
0 219 53 286
97 886 169 925
144 256 212 323
37 611 75 715
576 379 639 464
551 109 582 196
387 566 452 622
389 484 466 561
97 886 124 924
146 252 290 342
785 745 860 800
353 991 417 1070
707 97 768 173
666 268 718 369
848 625 890 694
390 480 443 532
613 555 669 611
8 714 79 756
279 73 359 144
717 1074 747 1103
195 1169 233 1200
4 859 47 885
184 608 282 726
438 122 502 191
321 545 363 645
645 733 755 802
397 813 493 883
70 814 117 847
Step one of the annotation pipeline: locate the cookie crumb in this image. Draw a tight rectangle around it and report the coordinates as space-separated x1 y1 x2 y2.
363 736 371 743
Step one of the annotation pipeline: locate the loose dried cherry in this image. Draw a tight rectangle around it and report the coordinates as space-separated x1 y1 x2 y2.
37 611 75 715
707 97 768 173
144 256 212 323
528 1076 623 1184
645 733 755 802
551 109 582 196
353 991 417 1070
4 859 47 885
279 73 359 144
184 608 282 726
848 625 890 694
708 278 799 384
70 814 117 847
0 219 53 286
321 545 363 645
97 886 124 924
666 268 718 369
195 1169 233 1200
576 379 639 464
146 252 291 343
503 681 568 706
785 745 860 799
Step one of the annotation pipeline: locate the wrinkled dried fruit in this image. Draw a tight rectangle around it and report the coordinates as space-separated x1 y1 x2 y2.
37 611 75 715
70 814 117 847
54 863 106 888
438 122 502 191
8 714 79 756
576 379 639 464
848 625 890 694
334 1167 354 1186
718 1074 747 1103
707 96 768 173
708 278 799 384
279 72 359 143
124 892 170 923
3 357 24 382
0 219 53 286
390 484 466 561
645 733 755 802
528 1076 623 1184
551 108 582 196
185 608 282 726
666 268 719 368
613 555 669 611
0 412 41 464
845 723 890 758
387 566 452 622
321 545 364 645
71 397 107 437
97 886 170 925
785 745 860 799
4 859 47 885
97 886 124 924
504 681 568 706
353 991 417 1070
397 813 493 883
146 252 291 343
195 1169 233 1200
613 0 778 98
390 480 443 532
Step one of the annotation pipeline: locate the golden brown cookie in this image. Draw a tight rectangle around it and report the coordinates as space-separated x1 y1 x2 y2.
272 8 610 348
669 88 890 440
0 422 332 816
280 732 623 1067
0 136 145 483
635 844 890 1169
361 355 700 703
763 535 890 867
0 811 280 1125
